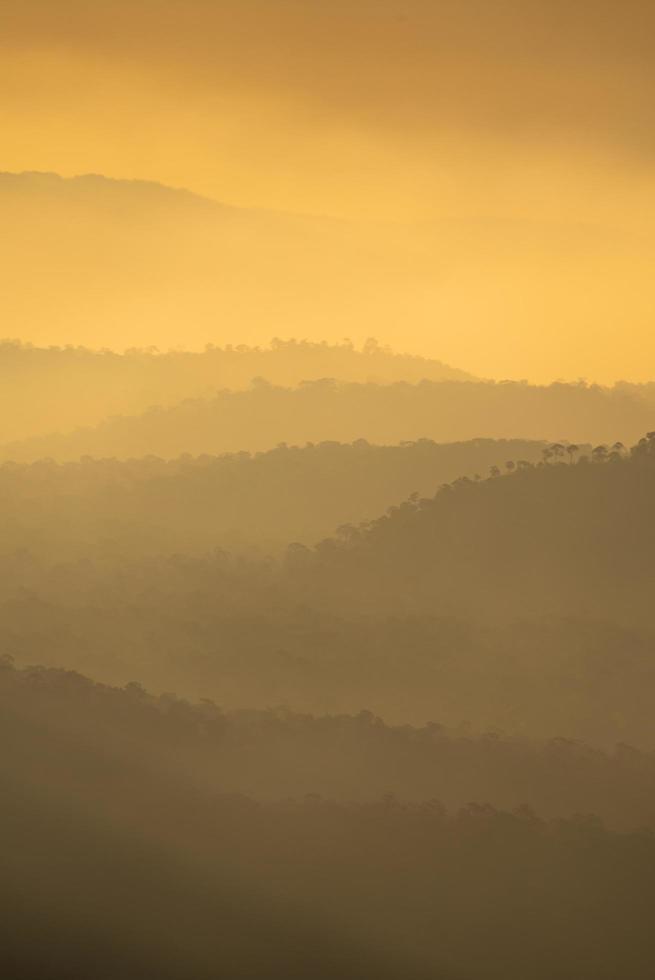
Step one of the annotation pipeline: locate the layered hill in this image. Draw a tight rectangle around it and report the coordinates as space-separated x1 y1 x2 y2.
3 171 655 385
4 659 655 829
0 438 545 558
0 170 483 373
3 436 655 747
0 338 471 446
2 376 653 461
2 659 655 980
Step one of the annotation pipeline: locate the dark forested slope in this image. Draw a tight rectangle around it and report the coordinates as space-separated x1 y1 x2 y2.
297 434 655 624
3 660 655 829
2 660 655 980
0 438 545 557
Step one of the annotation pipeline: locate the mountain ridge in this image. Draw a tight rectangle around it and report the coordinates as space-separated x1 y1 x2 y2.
3 373 651 462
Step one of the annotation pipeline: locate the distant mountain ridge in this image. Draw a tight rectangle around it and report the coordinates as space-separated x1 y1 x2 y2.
5 169 652 383
0 169 218 202
0 338 474 446
2 169 467 356
2 372 652 462
0 169 336 219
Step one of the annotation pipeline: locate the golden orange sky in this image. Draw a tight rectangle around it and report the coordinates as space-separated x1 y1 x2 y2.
2 0 655 382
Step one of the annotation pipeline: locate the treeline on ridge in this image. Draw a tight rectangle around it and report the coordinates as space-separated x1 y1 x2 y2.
0 337 471 445
0 438 545 557
4 373 653 462
4 658 655 829
289 433 655 623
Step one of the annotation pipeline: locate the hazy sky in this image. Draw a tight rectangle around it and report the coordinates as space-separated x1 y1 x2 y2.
2 0 655 380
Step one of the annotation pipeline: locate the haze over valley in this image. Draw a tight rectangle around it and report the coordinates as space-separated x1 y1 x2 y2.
3 3 655 978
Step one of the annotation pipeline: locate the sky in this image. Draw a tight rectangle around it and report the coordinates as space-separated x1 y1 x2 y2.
2 0 655 382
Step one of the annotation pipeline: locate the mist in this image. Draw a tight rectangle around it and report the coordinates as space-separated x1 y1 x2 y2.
3 2 655 977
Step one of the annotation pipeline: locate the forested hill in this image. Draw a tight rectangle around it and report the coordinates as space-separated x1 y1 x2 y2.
3 658 655 980
295 434 655 624
0 438 545 558
4 437 655 748
0 339 472 445
4 659 655 829
3 375 653 462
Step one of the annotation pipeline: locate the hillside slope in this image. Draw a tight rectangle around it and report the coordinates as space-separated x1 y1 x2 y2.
297 434 655 623
0 438 545 557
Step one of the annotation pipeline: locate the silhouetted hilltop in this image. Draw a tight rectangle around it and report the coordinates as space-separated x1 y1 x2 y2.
0 170 224 212
0 438 545 557
3 374 653 461
0 338 473 445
